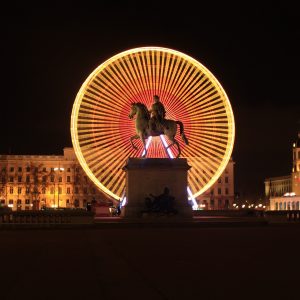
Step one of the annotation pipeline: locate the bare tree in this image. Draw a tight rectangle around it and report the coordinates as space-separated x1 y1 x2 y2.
28 163 50 210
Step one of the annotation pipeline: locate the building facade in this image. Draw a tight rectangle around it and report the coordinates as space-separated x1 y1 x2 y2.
265 175 292 198
0 148 235 211
196 157 235 210
0 148 113 211
265 131 300 210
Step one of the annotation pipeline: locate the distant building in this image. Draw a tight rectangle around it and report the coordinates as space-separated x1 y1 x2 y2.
0 147 235 211
265 131 300 210
0 148 114 211
265 175 292 198
196 157 235 210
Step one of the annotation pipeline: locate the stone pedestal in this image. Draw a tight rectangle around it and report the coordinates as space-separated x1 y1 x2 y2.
122 158 192 219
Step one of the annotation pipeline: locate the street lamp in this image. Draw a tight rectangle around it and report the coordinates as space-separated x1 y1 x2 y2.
54 167 64 209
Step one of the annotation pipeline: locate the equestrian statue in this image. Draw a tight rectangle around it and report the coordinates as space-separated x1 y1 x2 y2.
128 95 189 158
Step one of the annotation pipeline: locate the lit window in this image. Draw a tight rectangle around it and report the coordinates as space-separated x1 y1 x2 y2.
58 187 62 194
50 187 54 194
59 176 62 182
67 187 71 194
50 175 54 182
25 199 30 205
9 187 13 194
9 199 13 205
26 187 30 194
18 187 22 194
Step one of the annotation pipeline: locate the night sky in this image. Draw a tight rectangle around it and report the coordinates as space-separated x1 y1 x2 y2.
1 2 299 201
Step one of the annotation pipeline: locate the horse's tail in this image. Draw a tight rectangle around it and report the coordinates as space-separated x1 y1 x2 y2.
176 121 189 145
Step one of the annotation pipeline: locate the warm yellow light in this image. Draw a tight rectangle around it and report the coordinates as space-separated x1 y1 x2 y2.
71 47 235 200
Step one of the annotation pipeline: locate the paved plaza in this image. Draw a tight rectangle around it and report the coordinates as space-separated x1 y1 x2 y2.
1 224 300 300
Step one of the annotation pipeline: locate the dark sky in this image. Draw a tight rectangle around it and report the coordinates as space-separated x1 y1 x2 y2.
1 2 299 200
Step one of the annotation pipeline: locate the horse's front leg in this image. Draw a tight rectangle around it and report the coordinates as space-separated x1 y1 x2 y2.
130 134 140 150
141 136 147 158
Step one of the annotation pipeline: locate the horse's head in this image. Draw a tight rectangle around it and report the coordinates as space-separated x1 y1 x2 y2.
129 103 137 119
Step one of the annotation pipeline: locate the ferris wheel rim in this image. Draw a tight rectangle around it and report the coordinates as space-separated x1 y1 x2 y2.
71 46 235 201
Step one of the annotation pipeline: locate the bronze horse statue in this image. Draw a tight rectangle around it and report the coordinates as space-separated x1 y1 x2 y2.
129 102 189 158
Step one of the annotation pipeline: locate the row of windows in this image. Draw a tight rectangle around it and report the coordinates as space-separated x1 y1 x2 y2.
0 199 86 205
0 199 87 207
1 186 96 194
211 188 230 195
1 199 31 205
2 175 88 183
1 166 81 173
202 199 230 209
275 201 300 210
293 151 300 160
218 177 229 184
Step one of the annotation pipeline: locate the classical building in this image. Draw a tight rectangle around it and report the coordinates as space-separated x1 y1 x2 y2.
265 131 300 210
196 157 235 210
0 147 235 211
265 175 292 198
0 148 114 211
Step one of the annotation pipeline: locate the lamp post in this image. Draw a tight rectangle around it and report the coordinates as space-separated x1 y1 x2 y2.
54 167 64 209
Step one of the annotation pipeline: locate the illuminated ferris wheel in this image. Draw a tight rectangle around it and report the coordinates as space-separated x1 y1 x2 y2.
71 47 235 201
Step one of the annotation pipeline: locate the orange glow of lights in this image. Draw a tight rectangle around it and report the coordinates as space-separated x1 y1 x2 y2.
71 47 235 200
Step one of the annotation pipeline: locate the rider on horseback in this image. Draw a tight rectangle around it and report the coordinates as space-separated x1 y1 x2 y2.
149 95 166 132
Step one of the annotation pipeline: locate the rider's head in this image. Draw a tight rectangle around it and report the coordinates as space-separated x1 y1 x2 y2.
153 95 160 103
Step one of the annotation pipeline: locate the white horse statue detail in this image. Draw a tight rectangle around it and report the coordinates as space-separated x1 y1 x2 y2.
129 102 189 158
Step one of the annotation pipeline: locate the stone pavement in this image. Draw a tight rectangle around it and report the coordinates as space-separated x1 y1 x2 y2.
1 223 300 300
